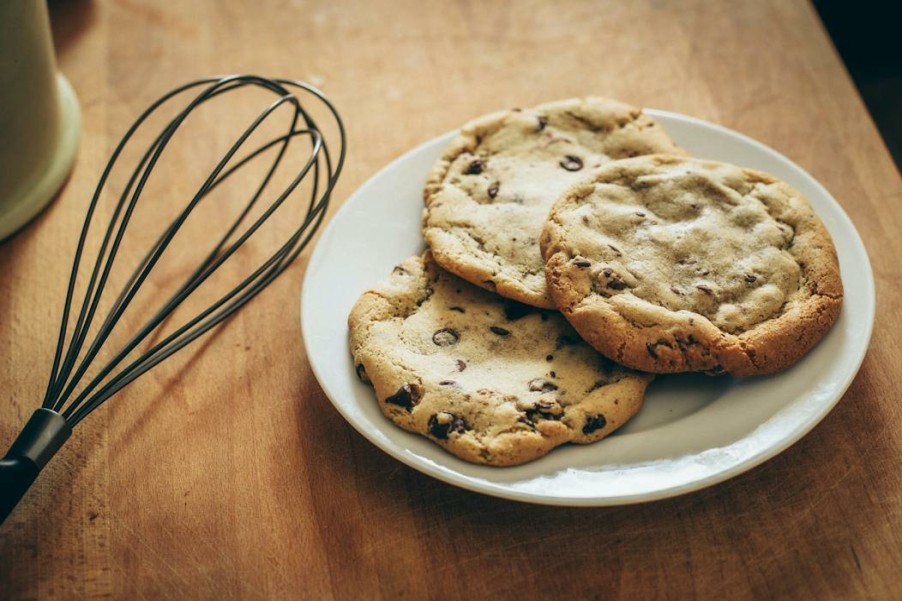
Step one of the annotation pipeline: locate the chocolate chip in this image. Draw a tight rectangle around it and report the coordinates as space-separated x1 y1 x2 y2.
503 300 534 321
573 258 591 268
537 115 548 131
464 159 485 175
432 328 460 346
438 380 456 386
582 414 607 434
355 363 370 383
545 354 554 361
696 284 713 294
525 409 562 423
487 182 500 198
603 267 613 277
706 364 726 376
529 378 559 393
560 155 583 171
744 274 757 283
535 400 558 413
607 279 627 290
385 384 422 410
456 359 467 372
646 339 673 360
549 371 557 378
428 412 467 439
523 397 563 423
490 326 511 336
587 380 607 393
449 306 465 313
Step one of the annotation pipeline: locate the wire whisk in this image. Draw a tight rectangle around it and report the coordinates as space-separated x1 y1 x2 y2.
0 74 346 523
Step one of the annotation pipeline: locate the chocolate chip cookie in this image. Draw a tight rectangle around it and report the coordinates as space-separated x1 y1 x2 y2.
422 97 685 309
541 155 844 376
348 252 651 466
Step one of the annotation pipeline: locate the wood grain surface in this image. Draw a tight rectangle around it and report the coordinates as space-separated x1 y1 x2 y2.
2 0 901 598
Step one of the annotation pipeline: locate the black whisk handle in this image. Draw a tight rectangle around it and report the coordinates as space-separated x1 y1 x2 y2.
0 409 71 524
0 458 40 524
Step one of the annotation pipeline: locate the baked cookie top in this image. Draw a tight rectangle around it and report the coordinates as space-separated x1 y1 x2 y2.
348 252 651 466
541 155 844 376
422 97 684 309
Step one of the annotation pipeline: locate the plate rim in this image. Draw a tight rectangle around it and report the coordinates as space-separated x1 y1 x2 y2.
301 109 875 506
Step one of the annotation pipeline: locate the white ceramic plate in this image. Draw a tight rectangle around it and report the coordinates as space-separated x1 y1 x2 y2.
301 110 874 506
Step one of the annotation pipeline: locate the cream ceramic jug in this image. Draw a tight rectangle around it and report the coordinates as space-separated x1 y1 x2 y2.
0 0 79 239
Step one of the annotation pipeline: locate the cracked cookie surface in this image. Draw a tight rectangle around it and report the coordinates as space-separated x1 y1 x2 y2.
422 97 684 309
541 155 844 376
348 252 651 466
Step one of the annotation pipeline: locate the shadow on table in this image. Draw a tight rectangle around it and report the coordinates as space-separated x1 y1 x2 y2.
814 0 902 171
304 355 885 598
48 0 97 61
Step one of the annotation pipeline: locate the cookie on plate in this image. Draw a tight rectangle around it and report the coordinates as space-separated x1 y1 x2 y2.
423 97 685 309
540 155 844 376
348 252 652 466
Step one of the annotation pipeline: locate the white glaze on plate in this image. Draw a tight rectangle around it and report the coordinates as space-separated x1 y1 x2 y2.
301 111 875 506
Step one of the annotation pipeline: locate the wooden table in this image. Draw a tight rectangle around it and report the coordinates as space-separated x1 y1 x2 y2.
2 0 900 598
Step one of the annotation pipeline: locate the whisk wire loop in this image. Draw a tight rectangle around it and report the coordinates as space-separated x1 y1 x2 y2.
51 86 303 413
44 76 343 421
64 127 326 424
3 75 345 522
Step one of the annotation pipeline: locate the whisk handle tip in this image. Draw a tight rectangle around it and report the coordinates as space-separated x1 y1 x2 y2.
0 409 71 524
